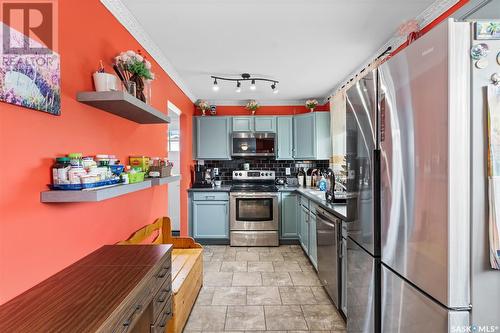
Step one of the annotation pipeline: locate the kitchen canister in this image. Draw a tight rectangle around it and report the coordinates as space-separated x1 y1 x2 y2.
93 72 118 92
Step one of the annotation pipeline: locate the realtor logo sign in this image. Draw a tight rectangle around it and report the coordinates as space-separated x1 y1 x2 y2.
1 0 57 54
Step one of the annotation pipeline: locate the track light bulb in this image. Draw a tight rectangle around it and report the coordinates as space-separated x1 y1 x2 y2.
235 81 241 93
212 78 219 91
250 79 256 91
271 83 278 94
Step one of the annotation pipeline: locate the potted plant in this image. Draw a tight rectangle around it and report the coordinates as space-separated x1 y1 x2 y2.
246 100 259 115
305 99 318 112
196 100 210 116
114 50 155 103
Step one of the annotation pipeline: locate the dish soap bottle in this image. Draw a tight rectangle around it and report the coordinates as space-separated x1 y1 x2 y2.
318 175 327 191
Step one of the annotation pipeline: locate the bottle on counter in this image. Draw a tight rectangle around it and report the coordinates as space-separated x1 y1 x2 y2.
297 167 305 187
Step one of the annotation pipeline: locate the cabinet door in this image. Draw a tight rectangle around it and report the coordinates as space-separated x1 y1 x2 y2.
300 205 309 254
280 192 299 239
195 117 230 160
293 114 316 159
192 201 229 239
254 116 276 132
277 117 294 160
232 117 254 132
309 212 318 269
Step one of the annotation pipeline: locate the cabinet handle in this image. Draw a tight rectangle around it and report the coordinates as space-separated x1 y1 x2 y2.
122 304 141 329
158 308 172 328
156 287 171 303
156 266 170 278
205 195 216 200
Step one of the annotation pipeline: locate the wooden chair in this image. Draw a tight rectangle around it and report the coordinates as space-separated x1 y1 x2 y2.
119 217 203 333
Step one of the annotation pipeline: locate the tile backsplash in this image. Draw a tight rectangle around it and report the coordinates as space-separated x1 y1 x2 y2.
202 159 330 183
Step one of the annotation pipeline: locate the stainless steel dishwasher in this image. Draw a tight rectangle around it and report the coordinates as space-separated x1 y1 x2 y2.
316 207 341 308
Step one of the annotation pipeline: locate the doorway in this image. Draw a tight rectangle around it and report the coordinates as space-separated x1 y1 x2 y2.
167 101 181 232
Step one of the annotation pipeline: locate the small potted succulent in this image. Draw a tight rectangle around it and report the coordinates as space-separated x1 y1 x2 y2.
305 99 318 112
246 100 259 115
196 100 211 116
114 50 155 103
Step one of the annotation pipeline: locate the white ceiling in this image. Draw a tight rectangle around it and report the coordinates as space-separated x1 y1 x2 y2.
121 0 435 105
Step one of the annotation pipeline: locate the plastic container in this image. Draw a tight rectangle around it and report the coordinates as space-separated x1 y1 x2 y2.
109 165 125 175
52 157 71 185
68 153 83 167
128 171 145 184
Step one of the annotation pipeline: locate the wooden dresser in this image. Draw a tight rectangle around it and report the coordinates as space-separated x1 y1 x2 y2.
0 244 173 333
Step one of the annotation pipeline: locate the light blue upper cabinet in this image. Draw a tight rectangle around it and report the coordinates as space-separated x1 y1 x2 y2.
276 116 293 160
194 116 231 160
280 192 299 239
294 113 316 159
232 116 254 132
254 116 276 132
293 112 331 160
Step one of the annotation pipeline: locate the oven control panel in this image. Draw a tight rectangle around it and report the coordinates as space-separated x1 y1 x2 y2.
233 170 275 180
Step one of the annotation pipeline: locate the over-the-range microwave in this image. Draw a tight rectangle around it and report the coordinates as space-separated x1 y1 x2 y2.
231 132 275 157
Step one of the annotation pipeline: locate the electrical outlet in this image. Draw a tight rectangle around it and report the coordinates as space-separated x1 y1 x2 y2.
285 167 291 175
214 168 219 176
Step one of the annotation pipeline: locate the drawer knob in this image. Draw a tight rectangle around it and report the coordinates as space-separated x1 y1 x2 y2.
158 309 172 328
122 304 141 330
156 266 170 278
156 288 170 303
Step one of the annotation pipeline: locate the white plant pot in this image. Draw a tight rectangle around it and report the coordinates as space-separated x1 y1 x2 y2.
93 72 118 92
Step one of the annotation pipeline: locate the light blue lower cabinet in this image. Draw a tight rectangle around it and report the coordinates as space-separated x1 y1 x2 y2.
299 204 309 254
280 192 299 239
191 198 229 239
308 211 318 269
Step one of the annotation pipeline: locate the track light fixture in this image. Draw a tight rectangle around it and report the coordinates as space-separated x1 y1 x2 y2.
210 73 279 94
250 79 257 91
212 78 219 91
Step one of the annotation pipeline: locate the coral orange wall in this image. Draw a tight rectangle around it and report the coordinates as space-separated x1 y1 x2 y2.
0 0 194 304
203 104 330 117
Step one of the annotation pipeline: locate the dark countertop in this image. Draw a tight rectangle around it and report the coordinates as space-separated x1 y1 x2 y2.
189 185 347 220
188 185 232 192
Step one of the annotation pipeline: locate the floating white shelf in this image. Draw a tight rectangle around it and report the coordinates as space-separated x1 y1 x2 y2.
76 91 170 124
41 175 181 203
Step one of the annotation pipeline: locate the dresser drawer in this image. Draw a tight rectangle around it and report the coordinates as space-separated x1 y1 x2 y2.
152 274 172 321
299 195 309 208
193 192 229 201
152 255 171 296
150 296 173 333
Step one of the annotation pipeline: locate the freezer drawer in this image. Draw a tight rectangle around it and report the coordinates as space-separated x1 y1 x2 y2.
346 237 376 333
381 264 469 333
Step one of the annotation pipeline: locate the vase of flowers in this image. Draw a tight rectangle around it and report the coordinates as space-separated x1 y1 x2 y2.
305 99 318 112
246 100 259 115
114 50 155 103
196 100 210 116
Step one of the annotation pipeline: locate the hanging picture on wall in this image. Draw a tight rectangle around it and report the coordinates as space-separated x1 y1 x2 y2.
0 22 61 116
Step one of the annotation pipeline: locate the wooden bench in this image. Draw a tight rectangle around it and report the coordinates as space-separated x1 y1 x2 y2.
119 217 203 333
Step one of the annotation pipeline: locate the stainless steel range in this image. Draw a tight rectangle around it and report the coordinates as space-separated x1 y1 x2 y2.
230 170 279 246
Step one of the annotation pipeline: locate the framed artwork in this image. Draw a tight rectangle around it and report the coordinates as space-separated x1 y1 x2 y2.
0 22 61 116
475 21 500 40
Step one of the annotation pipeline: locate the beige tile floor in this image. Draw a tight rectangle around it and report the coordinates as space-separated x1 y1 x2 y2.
184 245 346 333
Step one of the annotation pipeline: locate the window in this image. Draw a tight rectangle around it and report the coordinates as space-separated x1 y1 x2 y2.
168 129 180 152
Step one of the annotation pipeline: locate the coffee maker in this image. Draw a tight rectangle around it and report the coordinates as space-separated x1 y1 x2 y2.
192 165 214 188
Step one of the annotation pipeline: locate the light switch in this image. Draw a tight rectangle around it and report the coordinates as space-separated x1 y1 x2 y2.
285 168 291 175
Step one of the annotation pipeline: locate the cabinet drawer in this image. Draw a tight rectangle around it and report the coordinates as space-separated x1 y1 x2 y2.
299 195 309 208
151 296 173 333
152 275 172 322
310 202 318 215
193 192 229 201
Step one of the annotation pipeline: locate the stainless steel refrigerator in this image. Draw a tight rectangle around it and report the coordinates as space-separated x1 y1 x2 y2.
378 19 472 332
345 68 380 333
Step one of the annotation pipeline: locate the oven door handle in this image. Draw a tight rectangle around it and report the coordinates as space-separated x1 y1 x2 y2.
230 192 279 198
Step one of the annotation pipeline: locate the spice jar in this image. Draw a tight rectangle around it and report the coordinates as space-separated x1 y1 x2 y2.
52 157 71 184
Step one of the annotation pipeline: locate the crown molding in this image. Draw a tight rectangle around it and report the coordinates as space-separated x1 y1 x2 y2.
327 0 461 98
100 0 197 103
207 99 308 107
